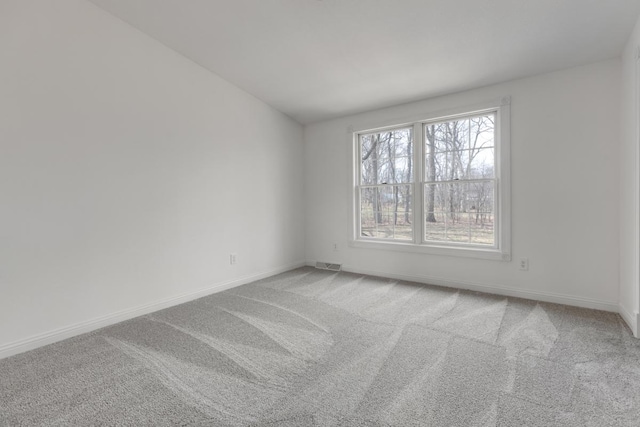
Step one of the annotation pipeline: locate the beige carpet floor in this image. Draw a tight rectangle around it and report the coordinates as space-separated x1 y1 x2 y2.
2 267 639 426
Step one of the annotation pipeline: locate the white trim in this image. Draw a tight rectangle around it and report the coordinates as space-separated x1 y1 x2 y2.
335 263 619 313
350 97 509 134
0 261 307 360
413 122 423 243
348 239 509 261
619 304 639 337
635 49 640 329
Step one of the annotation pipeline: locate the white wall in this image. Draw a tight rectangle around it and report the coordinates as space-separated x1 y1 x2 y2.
0 0 304 357
619 15 640 336
305 59 621 311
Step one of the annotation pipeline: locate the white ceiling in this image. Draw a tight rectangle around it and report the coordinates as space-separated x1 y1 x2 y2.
88 0 640 124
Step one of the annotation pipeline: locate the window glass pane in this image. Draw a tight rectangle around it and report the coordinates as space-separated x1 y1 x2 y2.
360 187 377 237
425 183 495 244
360 185 412 240
470 212 495 245
425 212 446 241
425 114 495 182
455 150 471 180
468 181 494 213
469 114 495 150
425 150 457 182
426 121 469 153
447 182 469 216
361 134 373 160
425 146 449 182
468 148 494 179
455 119 470 152
446 213 470 243
428 123 444 152
361 128 413 185
425 123 446 153
424 183 448 214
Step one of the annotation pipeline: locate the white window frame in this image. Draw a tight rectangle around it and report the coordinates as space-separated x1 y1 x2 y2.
348 97 511 261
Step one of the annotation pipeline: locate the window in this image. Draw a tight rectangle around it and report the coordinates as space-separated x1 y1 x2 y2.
359 127 414 240
351 98 511 260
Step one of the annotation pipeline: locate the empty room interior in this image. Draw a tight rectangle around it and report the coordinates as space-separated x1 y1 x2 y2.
3 0 640 425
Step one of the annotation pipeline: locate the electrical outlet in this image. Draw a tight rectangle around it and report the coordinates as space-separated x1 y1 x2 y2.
230 253 237 265
519 257 529 271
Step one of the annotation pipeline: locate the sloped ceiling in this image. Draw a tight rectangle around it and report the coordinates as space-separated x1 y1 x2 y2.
88 0 640 124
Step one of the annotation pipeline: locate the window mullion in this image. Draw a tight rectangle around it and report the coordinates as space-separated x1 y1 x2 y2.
413 122 424 244
355 135 362 240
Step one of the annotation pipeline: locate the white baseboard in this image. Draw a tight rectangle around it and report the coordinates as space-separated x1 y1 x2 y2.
323 262 620 313
619 304 639 337
0 261 306 360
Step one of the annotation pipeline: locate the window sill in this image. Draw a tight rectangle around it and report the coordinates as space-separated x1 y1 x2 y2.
349 239 511 261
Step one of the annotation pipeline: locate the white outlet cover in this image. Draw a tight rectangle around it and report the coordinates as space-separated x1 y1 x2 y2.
519 258 529 271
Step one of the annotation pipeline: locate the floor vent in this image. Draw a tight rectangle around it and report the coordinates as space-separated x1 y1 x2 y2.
315 262 342 272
